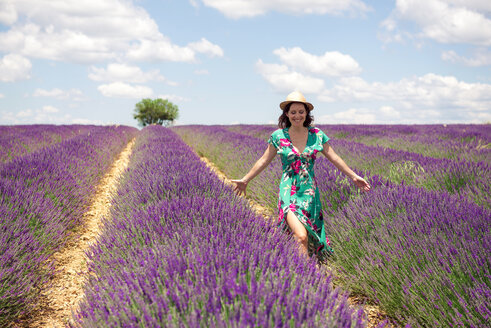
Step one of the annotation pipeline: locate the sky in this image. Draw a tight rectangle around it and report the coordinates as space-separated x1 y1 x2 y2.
0 0 490 127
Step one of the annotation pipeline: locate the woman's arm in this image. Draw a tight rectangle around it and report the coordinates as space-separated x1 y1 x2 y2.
321 142 371 192
231 144 277 196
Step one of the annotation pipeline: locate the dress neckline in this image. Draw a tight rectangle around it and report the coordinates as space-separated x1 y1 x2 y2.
285 127 311 154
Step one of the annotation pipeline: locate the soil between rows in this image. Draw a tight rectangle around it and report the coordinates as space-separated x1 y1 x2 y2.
13 138 136 328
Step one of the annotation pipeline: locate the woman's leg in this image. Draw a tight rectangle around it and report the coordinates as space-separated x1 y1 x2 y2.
286 211 308 256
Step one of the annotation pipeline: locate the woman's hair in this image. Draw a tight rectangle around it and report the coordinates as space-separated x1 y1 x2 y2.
278 102 314 128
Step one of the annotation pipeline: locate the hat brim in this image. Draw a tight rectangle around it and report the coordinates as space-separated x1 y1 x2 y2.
279 100 314 111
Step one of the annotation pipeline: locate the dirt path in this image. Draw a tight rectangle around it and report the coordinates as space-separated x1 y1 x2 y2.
199 155 396 328
19 138 136 328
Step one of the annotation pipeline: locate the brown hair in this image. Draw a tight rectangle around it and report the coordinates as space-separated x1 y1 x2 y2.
278 102 314 128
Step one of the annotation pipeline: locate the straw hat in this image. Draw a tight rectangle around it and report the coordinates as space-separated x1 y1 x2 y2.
279 91 314 111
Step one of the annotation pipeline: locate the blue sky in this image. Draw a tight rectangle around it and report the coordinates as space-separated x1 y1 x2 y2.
0 0 490 127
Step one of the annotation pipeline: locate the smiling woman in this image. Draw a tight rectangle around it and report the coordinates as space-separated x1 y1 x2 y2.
231 91 371 260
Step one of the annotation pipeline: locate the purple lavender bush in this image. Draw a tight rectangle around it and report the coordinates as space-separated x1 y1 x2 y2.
0 125 137 326
318 124 490 162
73 126 367 328
325 138 490 207
326 184 490 327
0 124 93 163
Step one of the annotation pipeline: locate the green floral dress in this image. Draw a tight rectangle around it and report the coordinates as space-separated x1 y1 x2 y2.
268 127 334 256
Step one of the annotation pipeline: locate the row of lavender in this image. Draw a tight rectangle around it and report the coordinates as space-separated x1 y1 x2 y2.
1 125 137 326
172 125 490 328
72 126 367 328
227 124 490 207
228 124 491 163
321 124 490 163
0 125 94 163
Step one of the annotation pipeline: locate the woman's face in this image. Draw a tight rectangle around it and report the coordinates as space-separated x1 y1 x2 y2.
286 102 307 127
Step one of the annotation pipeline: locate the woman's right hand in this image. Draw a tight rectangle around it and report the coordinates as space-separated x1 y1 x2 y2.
231 179 248 196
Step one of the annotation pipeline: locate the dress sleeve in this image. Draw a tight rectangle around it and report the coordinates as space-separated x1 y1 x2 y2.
318 129 330 145
268 132 279 150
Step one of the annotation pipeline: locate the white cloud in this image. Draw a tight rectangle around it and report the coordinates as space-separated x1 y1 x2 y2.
257 45 491 123
0 0 223 63
0 1 18 25
255 59 325 93
379 105 401 118
16 105 60 118
189 0 200 8
0 93 4 98
16 108 33 118
188 38 224 57
0 53 32 82
126 37 197 62
198 0 371 19
32 88 65 98
256 47 360 93
382 0 491 46
464 111 491 123
0 111 15 123
1 23 120 63
32 88 84 100
71 118 104 125
273 47 361 77
315 73 491 123
441 49 491 66
42 105 59 113
156 94 190 103
98 82 153 98
319 73 491 113
1 107 103 125
446 0 491 13
88 63 171 84
317 105 450 124
318 108 377 124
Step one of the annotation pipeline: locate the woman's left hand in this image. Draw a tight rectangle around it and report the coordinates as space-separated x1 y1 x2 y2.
352 176 371 192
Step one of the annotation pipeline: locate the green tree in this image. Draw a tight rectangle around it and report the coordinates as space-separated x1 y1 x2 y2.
133 98 179 127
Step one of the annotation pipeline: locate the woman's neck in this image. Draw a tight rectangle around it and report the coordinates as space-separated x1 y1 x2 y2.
289 125 307 134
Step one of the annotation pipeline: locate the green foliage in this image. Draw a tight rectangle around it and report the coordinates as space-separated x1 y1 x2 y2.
388 160 425 185
133 98 179 127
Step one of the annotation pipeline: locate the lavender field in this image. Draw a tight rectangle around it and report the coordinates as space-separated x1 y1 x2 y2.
0 125 95 163
1 125 138 326
72 126 362 327
173 124 490 328
1 123 489 327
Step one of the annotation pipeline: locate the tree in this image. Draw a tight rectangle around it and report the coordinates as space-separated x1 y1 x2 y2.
133 98 179 127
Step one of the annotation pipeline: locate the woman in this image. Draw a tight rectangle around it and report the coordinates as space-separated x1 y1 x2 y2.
232 91 371 258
